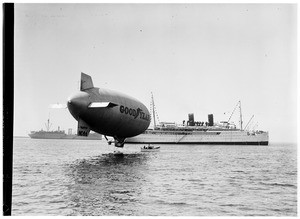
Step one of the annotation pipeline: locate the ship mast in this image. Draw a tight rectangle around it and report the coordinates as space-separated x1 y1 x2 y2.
239 100 243 131
227 100 243 130
151 92 156 129
45 113 52 131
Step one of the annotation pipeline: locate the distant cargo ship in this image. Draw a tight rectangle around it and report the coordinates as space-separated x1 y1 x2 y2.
28 119 102 140
126 96 269 145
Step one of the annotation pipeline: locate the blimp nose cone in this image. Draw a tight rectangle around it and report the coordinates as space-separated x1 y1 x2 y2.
67 91 90 119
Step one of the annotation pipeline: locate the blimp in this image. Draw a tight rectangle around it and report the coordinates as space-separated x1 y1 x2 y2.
67 73 150 147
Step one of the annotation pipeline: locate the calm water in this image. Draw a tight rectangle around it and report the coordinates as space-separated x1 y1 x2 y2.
12 137 297 216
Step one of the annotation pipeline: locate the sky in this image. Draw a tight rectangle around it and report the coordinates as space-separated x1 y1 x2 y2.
14 3 297 143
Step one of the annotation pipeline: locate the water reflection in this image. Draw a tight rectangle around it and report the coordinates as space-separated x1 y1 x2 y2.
65 153 151 215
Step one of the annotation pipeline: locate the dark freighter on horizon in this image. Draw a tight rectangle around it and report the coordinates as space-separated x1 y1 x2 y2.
28 118 102 140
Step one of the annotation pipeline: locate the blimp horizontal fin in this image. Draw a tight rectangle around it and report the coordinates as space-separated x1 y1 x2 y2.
88 102 118 108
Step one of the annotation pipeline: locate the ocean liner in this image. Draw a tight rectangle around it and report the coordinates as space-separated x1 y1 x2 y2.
28 118 102 140
125 95 269 145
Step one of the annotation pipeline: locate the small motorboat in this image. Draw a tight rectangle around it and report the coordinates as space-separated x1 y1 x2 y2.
141 145 160 152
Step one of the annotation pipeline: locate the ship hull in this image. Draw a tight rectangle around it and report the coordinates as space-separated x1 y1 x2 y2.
29 133 66 139
129 141 268 145
126 130 269 145
28 133 102 140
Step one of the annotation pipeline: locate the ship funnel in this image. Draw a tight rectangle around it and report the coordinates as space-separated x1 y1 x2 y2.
208 114 214 126
188 113 195 126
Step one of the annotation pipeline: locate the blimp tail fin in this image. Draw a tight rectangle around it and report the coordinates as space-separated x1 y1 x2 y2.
80 72 94 91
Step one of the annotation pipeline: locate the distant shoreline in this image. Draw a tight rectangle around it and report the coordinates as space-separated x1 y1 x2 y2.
13 136 29 138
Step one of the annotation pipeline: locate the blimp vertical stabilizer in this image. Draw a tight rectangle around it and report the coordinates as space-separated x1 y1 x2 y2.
80 72 94 91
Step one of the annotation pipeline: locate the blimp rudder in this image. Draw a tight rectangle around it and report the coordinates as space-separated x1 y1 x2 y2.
80 72 94 91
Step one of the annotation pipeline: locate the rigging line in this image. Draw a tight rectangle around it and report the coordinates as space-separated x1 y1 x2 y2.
244 115 254 130
227 101 240 124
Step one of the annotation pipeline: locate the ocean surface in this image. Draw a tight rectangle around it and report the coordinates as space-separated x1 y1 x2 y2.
12 137 297 216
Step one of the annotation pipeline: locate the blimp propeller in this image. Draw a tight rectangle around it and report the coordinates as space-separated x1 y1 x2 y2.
67 72 151 148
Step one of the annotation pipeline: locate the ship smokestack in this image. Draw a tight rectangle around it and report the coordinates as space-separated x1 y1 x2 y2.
188 113 195 126
208 114 214 126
